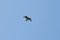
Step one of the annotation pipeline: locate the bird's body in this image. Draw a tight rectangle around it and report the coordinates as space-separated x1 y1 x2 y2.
24 16 32 22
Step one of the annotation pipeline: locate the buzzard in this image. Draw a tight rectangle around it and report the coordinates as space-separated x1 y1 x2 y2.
24 16 32 22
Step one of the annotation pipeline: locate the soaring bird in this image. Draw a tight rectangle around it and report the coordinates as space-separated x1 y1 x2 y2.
24 16 32 22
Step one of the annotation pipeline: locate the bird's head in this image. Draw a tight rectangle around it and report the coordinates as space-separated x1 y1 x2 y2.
24 16 27 18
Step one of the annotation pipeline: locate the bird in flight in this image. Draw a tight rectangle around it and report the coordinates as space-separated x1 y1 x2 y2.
24 16 32 22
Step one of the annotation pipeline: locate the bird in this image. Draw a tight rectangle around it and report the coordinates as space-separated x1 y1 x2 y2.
24 16 32 22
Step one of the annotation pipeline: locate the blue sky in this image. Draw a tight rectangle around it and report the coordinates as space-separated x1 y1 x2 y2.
0 0 60 40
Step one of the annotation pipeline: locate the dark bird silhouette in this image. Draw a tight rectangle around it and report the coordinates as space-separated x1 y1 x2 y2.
24 16 32 22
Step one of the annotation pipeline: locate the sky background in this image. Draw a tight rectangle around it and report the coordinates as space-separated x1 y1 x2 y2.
0 0 60 40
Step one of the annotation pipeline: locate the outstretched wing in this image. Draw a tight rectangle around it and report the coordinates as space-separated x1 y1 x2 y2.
28 18 32 22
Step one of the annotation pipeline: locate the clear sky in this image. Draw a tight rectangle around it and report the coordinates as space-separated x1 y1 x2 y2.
0 0 60 40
